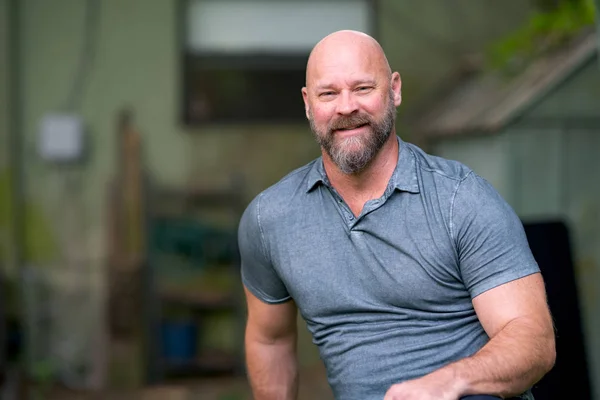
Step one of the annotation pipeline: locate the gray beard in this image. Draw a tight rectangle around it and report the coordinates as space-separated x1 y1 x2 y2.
310 92 396 175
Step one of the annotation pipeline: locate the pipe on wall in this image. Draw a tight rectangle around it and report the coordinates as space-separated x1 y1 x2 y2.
7 0 24 275
6 1 26 374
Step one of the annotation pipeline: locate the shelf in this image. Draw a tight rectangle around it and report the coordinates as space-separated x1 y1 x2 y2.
144 178 246 384
162 349 240 378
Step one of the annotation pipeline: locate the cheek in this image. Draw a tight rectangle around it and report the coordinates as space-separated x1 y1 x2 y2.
364 97 387 117
311 107 333 126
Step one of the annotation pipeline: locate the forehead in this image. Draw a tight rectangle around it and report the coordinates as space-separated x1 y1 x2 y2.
308 42 385 88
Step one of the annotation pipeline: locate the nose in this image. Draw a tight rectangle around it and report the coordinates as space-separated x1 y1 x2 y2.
336 90 359 115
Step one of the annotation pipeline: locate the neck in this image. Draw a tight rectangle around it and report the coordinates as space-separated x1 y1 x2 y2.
323 133 399 198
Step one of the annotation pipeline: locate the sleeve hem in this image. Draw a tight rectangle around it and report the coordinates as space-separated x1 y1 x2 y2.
242 274 292 305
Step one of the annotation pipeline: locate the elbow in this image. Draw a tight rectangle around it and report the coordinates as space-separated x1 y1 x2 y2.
539 331 557 376
544 339 557 374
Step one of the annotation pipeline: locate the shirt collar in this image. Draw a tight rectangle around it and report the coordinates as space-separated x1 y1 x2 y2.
306 136 420 194
306 156 329 192
390 137 420 194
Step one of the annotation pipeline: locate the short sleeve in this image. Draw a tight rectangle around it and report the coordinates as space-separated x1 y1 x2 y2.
238 193 291 304
452 172 540 298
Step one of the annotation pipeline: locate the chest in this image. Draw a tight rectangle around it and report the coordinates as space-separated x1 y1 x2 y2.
269 194 468 321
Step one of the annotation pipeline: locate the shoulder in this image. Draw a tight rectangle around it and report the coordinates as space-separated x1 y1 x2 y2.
407 142 473 183
406 144 503 206
241 158 319 226
401 142 509 234
402 142 476 210
407 145 509 227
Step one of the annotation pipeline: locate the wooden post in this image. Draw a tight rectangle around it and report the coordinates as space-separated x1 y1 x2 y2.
106 108 147 388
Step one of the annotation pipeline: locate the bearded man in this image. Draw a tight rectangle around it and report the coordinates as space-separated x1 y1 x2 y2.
238 30 555 400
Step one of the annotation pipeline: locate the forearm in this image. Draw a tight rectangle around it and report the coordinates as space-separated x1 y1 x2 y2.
246 333 298 400
440 317 556 398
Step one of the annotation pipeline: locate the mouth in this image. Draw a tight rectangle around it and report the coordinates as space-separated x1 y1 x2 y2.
334 123 369 133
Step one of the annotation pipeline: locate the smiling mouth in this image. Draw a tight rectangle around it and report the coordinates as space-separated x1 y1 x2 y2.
336 123 368 131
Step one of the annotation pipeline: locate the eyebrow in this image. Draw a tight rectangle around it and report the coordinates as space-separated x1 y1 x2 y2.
315 79 377 91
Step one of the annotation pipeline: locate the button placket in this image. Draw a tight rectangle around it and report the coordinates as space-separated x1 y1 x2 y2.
328 188 358 227
340 199 356 225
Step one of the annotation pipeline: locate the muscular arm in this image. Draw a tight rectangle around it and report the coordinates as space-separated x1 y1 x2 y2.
386 273 556 399
448 272 556 397
244 286 299 400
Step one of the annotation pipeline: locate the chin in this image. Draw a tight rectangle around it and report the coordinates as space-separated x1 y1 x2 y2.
335 144 370 165
334 137 363 152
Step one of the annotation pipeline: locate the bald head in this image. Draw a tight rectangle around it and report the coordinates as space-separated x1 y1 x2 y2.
306 30 392 86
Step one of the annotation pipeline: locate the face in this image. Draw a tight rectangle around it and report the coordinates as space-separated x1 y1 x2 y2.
302 41 401 175
308 89 396 174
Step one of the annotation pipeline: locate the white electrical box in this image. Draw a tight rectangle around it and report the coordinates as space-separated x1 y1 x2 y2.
39 113 85 163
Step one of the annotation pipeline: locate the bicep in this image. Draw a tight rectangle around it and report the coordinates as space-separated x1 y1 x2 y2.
472 273 553 339
245 286 297 342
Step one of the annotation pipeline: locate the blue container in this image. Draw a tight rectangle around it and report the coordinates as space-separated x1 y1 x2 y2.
160 320 198 364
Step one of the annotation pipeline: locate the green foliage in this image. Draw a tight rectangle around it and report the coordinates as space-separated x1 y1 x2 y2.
486 0 596 73
0 167 58 266
31 359 58 400
0 169 9 228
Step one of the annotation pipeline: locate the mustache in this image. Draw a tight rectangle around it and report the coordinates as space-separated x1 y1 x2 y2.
329 114 372 131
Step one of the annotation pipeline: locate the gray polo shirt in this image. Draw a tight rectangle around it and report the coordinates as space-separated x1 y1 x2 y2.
239 137 539 400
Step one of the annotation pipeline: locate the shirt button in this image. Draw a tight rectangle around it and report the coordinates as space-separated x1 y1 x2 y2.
349 215 354 220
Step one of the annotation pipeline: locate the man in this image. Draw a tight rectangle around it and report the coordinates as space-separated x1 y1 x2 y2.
238 30 555 400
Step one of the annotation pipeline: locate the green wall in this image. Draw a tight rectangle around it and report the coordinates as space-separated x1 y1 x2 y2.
526 56 600 119
17 0 322 264
0 0 533 283
12 0 534 265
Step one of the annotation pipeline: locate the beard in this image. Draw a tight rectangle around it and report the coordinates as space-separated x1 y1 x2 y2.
309 91 397 175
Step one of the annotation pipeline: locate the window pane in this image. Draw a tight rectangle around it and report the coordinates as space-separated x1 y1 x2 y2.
186 0 372 53
184 55 308 124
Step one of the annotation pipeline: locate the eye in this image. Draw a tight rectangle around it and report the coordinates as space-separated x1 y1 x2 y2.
319 91 335 98
356 86 373 93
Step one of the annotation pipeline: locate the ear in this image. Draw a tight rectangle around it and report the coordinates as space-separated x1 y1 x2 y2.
391 72 402 107
301 87 311 120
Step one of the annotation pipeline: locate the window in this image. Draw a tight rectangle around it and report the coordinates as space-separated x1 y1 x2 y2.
181 0 376 125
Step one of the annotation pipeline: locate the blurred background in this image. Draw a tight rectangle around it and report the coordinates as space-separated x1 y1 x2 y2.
0 0 598 399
